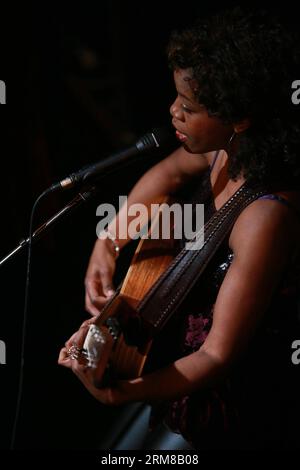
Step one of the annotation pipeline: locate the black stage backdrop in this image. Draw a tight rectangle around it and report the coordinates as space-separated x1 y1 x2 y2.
0 0 299 450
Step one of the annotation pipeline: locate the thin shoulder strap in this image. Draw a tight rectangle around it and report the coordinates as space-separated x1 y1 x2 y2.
210 150 221 172
259 194 300 219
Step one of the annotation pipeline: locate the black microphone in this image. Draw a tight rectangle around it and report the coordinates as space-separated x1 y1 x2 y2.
49 127 175 192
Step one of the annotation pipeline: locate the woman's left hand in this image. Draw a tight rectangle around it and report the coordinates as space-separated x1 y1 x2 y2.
58 324 125 406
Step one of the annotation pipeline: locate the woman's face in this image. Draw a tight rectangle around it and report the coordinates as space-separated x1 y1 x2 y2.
170 69 233 154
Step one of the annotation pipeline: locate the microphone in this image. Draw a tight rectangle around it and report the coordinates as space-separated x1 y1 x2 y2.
49 127 175 192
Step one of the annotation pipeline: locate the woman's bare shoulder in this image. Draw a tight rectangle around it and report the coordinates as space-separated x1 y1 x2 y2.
229 195 300 262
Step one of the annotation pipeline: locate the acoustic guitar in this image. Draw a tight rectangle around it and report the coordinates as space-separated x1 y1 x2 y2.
80 200 176 386
68 183 267 387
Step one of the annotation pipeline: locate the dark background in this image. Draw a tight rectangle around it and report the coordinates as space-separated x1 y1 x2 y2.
0 1 298 450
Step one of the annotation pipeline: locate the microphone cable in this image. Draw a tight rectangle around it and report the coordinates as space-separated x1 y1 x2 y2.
10 187 53 450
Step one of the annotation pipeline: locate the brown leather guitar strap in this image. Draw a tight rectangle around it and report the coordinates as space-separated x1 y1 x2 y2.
137 183 267 332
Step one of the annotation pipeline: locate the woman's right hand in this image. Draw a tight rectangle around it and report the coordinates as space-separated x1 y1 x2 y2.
84 238 118 316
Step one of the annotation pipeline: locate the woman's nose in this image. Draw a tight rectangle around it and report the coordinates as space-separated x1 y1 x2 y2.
170 99 183 120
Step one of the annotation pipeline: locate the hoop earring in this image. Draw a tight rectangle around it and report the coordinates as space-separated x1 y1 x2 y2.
228 132 236 145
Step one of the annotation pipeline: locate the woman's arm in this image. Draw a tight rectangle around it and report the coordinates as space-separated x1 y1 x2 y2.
61 196 298 404
105 146 213 246
84 146 213 314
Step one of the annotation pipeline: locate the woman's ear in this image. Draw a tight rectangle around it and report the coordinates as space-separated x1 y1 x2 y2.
233 118 251 134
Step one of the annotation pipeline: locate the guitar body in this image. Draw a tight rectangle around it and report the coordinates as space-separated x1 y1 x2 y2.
83 202 176 386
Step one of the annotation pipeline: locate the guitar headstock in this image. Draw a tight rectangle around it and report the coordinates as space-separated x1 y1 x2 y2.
83 324 107 368
82 322 119 386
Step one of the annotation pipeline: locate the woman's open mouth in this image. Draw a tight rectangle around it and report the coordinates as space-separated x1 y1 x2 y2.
175 129 188 143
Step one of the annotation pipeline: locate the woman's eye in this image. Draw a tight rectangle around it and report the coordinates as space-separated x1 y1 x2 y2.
181 104 193 113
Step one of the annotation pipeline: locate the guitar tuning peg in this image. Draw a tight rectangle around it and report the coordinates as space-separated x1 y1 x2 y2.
105 317 120 340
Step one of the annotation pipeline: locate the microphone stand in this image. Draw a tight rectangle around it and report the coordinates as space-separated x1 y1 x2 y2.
0 185 98 267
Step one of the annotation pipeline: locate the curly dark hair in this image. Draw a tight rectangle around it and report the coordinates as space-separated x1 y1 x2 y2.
167 7 300 187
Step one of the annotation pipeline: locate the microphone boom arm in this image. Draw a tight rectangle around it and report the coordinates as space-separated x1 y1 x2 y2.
0 185 98 267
